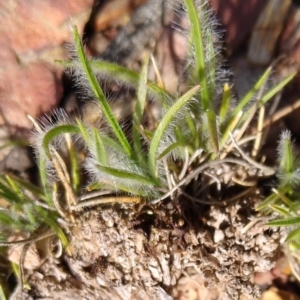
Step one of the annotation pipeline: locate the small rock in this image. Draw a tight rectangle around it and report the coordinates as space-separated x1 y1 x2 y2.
213 229 225 243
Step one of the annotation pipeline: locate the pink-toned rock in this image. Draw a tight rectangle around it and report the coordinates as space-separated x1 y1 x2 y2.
0 0 93 54
0 61 63 129
0 0 93 131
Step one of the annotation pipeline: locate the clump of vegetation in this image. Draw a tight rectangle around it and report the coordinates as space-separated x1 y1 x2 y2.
0 0 298 299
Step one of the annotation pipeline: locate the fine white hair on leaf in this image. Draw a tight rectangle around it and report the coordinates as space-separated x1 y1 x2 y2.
32 109 75 183
277 129 293 166
174 0 230 113
85 148 160 198
276 130 300 187
156 96 197 161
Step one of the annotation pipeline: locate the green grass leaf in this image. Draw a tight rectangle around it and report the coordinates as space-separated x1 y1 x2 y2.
258 72 296 107
6 174 46 202
268 204 290 217
256 193 280 211
206 109 219 154
93 128 107 165
73 26 133 157
286 228 300 242
133 54 149 166
42 124 80 158
0 211 15 227
76 119 91 147
0 179 23 205
157 142 183 160
267 216 300 227
186 114 199 149
278 131 294 174
184 0 210 110
67 137 81 194
43 217 70 254
232 67 271 118
0 284 6 300
96 164 158 186
102 136 127 154
38 157 51 202
220 83 231 123
57 59 173 107
148 85 200 176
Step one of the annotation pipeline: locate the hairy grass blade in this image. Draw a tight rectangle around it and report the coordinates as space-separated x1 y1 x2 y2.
133 54 149 166
73 26 133 157
148 85 200 176
278 131 294 174
93 128 107 165
42 124 80 158
184 0 210 110
96 164 158 186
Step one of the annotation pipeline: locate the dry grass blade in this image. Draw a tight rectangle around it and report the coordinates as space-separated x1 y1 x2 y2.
152 158 256 203
71 196 141 210
229 132 274 176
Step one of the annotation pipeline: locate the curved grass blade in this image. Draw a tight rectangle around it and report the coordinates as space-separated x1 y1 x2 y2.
73 26 132 156
148 85 200 176
42 124 80 158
